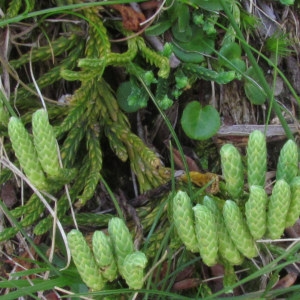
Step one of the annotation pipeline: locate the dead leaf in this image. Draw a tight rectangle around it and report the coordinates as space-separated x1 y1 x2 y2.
272 272 298 289
1 181 17 208
170 146 201 172
172 278 201 291
179 171 220 194
110 4 146 32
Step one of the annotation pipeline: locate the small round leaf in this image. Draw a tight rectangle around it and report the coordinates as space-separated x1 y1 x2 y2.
116 81 147 113
218 42 246 73
181 101 220 140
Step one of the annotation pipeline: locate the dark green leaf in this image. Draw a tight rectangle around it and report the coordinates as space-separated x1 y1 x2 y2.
218 42 246 73
178 2 190 32
196 0 223 11
244 67 267 105
145 19 172 36
181 101 220 140
172 43 205 63
116 81 148 113
172 22 193 42
174 26 215 55
219 43 242 62
219 42 241 62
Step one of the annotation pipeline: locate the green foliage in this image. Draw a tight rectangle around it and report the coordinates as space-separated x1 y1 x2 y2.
245 185 268 240
155 0 218 63
145 19 172 36
92 231 118 282
172 190 199 253
67 229 106 291
116 81 148 113
193 204 219 266
77 129 102 206
218 42 246 78
247 130 267 187
244 67 267 105
181 101 221 140
279 0 294 5
172 137 298 270
2 5 172 241
0 93 10 127
223 200 258 259
8 111 77 196
136 37 170 79
8 117 48 190
68 218 148 291
264 33 293 57
108 217 135 276
193 0 224 10
267 179 291 239
2 0 300 297
32 109 61 177
122 251 148 290
220 143 244 199
5 0 22 17
183 63 236 84
204 196 243 265
276 139 299 184
286 177 300 227
156 77 173 109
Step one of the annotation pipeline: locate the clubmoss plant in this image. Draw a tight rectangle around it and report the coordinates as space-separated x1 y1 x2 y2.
220 143 244 199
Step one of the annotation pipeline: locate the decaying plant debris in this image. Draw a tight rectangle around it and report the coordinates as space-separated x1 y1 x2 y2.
0 1 299 298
